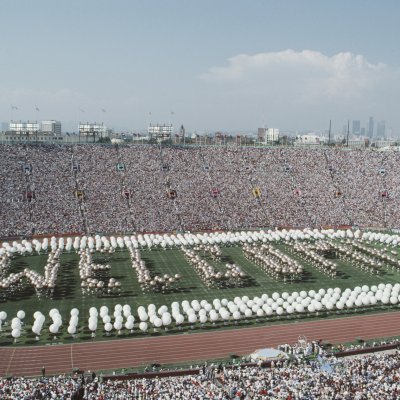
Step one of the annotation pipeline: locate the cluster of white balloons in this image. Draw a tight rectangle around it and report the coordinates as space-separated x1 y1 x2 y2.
146 304 172 332
101 304 135 335
182 248 222 288
194 244 247 286
128 247 180 293
0 310 7 331
352 242 399 268
0 272 26 295
143 283 400 328
361 231 400 246
0 249 61 299
224 263 247 286
2 281 400 342
195 244 223 260
243 244 303 281
78 249 118 296
32 311 45 339
2 228 400 260
88 307 98 337
329 241 382 274
0 240 34 256
9 311 26 342
0 251 11 276
292 242 337 278
49 309 62 339
68 308 79 337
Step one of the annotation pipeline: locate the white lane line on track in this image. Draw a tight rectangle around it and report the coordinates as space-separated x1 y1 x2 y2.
5 348 16 376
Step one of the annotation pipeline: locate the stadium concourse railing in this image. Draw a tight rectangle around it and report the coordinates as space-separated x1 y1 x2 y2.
100 342 400 381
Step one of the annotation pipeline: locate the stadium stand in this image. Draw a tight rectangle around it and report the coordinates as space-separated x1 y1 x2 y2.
0 349 399 399
0 144 398 238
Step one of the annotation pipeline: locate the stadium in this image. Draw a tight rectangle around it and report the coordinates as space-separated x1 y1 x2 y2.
1 143 400 398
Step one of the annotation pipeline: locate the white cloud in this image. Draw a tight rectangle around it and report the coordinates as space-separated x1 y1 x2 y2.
198 50 400 132
201 49 388 102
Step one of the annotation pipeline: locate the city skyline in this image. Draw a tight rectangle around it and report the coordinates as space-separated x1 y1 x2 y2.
1 115 390 138
1 0 399 134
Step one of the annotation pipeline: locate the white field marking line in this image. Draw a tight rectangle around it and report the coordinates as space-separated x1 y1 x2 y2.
70 344 74 369
5 347 16 376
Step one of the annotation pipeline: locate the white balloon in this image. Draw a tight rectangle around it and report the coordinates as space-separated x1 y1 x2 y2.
11 329 21 338
70 308 79 317
153 318 162 328
295 304 304 313
199 314 207 324
114 321 122 330
125 320 134 330
139 322 148 332
67 325 76 335
49 309 59 318
105 322 113 332
17 311 25 320
188 314 197 324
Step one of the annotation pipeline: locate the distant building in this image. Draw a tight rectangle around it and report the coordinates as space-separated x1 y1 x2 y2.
257 127 266 142
377 120 386 138
9 121 40 135
347 139 368 149
148 123 173 142
3 119 65 143
372 138 395 148
179 124 185 138
41 120 61 135
352 120 361 136
294 134 326 146
257 127 279 144
266 128 280 144
78 122 107 140
368 116 374 138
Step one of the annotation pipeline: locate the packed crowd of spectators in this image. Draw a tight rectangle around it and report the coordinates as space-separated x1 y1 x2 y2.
0 144 399 238
1 349 400 399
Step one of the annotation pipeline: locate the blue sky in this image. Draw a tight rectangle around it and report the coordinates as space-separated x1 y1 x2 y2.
1 0 399 134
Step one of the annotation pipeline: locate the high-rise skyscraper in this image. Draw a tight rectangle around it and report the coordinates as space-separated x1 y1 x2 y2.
352 120 361 135
377 120 386 138
368 116 374 138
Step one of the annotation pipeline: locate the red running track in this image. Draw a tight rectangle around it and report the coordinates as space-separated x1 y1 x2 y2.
1 311 400 377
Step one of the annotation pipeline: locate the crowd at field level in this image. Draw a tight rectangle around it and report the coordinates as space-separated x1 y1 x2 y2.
0 144 398 238
0 339 400 399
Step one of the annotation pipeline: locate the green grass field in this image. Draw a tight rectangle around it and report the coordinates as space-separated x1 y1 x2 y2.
1 241 400 346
